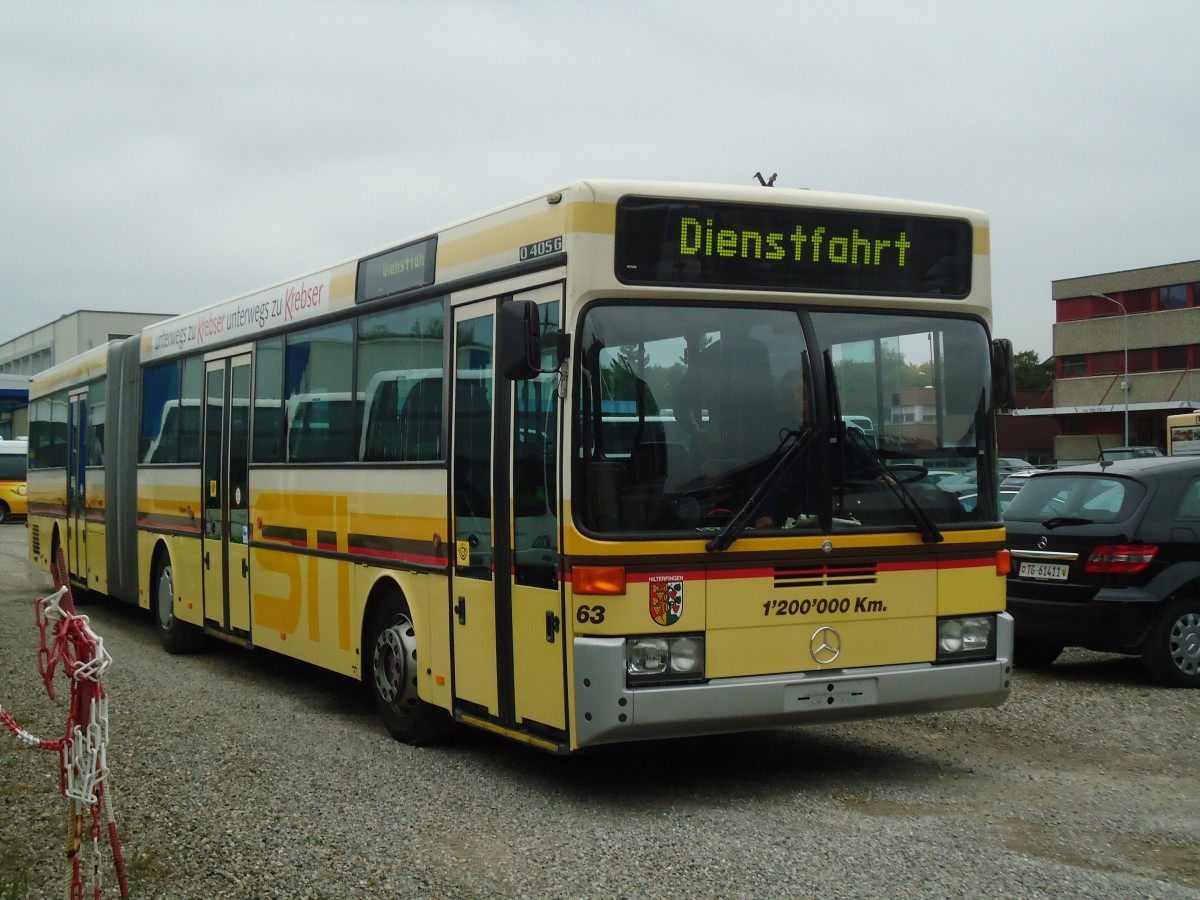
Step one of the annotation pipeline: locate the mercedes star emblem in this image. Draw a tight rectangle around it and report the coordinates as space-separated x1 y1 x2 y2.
810 626 842 665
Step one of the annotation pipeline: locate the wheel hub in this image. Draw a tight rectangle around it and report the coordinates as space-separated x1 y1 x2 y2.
373 619 418 711
1170 612 1200 676
157 566 174 630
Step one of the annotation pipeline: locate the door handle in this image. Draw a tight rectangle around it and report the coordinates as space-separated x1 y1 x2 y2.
455 596 467 625
242 558 249 578
204 551 210 570
545 611 560 643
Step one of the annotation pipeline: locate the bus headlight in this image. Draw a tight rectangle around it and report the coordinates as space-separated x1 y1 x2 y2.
936 615 996 661
626 634 705 685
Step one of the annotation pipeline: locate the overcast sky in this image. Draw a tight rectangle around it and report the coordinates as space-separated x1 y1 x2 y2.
2 1 1196 361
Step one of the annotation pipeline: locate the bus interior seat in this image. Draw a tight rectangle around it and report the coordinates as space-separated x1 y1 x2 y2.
288 399 356 462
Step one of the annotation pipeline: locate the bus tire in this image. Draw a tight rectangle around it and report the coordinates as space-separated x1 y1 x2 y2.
0 502 8 525
368 592 451 745
154 552 204 655
1141 598 1200 688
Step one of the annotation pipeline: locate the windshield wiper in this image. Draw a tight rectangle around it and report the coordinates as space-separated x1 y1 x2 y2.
1041 516 1095 528
706 426 816 552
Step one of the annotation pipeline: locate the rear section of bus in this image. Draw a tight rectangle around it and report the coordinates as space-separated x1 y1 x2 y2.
0 438 29 524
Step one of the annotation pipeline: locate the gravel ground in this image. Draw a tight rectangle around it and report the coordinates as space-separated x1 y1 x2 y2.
1 522 1198 899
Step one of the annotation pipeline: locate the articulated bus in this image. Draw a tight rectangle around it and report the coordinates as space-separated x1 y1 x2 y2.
1166 412 1200 456
27 179 1014 752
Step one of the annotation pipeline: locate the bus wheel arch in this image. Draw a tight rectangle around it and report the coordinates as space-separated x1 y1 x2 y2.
50 523 63 568
364 583 451 745
151 542 204 654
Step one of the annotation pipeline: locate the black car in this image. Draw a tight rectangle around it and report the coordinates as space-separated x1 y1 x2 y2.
1003 456 1200 687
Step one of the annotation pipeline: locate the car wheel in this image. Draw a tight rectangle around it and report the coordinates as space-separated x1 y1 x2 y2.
1013 636 1063 669
1141 598 1200 688
154 552 205 654
0 502 8 525
368 592 452 745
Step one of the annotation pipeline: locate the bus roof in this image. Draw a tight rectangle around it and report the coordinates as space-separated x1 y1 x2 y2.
72 178 983 367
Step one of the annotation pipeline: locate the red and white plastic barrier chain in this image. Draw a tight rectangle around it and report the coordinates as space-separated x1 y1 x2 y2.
1 553 128 899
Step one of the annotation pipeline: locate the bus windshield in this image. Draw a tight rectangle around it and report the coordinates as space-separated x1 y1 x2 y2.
575 304 995 536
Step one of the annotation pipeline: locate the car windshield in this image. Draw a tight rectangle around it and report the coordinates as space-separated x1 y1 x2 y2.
1004 474 1146 523
573 303 997 537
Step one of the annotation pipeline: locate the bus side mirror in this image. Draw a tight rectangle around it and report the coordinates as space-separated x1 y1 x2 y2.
991 338 1016 411
499 300 567 381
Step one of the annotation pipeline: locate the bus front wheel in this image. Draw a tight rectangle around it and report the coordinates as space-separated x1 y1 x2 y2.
154 553 204 654
368 593 451 745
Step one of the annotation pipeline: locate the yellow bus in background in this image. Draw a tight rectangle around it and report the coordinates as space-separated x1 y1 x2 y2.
0 438 28 523
27 179 1015 752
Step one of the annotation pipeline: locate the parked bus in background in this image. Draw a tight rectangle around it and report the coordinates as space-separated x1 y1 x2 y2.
0 438 28 524
1166 412 1200 457
27 179 1015 752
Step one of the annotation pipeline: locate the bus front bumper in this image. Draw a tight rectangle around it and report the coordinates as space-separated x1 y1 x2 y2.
572 613 1013 748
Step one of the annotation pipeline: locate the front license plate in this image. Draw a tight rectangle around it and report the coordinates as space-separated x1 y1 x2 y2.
1019 561 1069 581
784 677 878 712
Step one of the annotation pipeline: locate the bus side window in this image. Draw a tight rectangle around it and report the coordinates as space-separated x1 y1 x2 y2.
397 378 443 462
253 403 284 462
288 398 357 463
363 380 401 462
455 379 491 504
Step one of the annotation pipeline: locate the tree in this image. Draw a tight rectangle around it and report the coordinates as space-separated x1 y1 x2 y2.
1012 350 1054 391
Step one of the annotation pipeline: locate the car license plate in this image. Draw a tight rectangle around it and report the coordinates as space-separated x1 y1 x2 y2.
1019 561 1069 581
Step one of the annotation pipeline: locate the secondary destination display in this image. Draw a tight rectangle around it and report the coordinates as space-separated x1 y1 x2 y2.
614 197 972 297
356 236 437 303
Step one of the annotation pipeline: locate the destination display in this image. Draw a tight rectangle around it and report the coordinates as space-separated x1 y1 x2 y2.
614 197 972 297
356 236 437 303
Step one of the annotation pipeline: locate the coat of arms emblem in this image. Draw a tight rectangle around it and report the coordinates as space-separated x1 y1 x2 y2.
649 575 683 626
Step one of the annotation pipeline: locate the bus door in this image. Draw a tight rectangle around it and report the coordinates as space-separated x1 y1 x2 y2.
202 352 253 640
450 303 500 715
507 287 565 734
66 392 87 582
450 287 565 737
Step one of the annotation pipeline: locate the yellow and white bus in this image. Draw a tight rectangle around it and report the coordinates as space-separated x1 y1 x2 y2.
0 437 28 523
28 179 1014 752
1166 412 1200 456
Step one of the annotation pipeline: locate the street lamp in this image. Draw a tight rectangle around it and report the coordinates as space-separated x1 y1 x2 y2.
1091 293 1129 446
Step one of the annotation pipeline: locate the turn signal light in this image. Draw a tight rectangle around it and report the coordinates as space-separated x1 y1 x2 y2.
1085 544 1158 574
572 565 627 595
995 549 1012 575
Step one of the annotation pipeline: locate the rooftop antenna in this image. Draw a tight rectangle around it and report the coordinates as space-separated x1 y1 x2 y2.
754 172 777 187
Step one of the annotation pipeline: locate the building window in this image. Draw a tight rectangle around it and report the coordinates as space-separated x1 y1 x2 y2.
1061 416 1086 435
1158 284 1188 309
1060 355 1087 378
1091 351 1121 376
1128 349 1153 373
1158 345 1188 370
